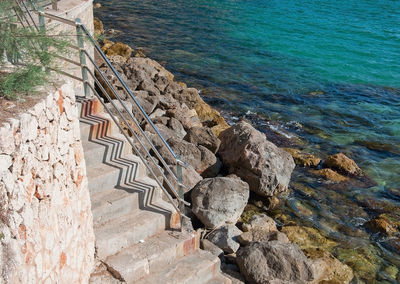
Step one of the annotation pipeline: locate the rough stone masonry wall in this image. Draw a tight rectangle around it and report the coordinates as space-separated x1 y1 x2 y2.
0 81 95 283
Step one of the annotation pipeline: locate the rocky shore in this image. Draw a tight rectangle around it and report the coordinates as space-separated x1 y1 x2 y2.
93 16 400 284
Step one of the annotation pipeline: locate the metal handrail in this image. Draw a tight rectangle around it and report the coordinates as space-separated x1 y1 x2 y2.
14 0 190 220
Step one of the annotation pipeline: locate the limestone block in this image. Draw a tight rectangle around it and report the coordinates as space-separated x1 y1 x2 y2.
20 113 38 142
0 124 15 154
0 155 12 173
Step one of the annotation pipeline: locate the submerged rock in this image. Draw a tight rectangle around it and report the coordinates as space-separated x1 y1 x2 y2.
191 176 249 228
309 168 349 182
236 241 314 284
333 245 382 282
324 153 363 176
364 214 399 236
305 248 354 284
281 225 338 251
283 148 321 167
218 121 295 197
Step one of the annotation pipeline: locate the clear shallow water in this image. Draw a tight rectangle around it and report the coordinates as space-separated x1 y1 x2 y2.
95 0 400 281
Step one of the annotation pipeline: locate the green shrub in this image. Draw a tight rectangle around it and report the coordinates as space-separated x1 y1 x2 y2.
0 0 70 99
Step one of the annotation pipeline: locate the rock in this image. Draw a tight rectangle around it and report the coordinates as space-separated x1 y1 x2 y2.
304 248 354 284
184 126 221 154
194 101 230 137
105 99 133 114
162 138 218 175
309 168 349 182
280 226 338 251
333 245 381 282
238 230 289 246
224 253 237 264
364 215 398 236
0 155 12 173
133 91 159 116
166 105 203 130
134 48 146 58
240 204 263 224
149 108 166 119
167 118 186 139
172 88 201 109
242 214 277 233
324 153 363 176
94 17 104 36
283 148 321 167
200 239 224 259
191 176 249 228
207 225 242 254
164 165 202 193
145 123 176 141
198 145 221 177
103 42 133 60
218 121 295 197
236 241 314 284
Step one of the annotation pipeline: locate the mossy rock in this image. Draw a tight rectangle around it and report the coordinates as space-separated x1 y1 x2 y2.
240 204 263 224
333 245 382 282
281 225 338 251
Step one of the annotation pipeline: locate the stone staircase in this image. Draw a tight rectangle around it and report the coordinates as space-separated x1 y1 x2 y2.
79 99 230 284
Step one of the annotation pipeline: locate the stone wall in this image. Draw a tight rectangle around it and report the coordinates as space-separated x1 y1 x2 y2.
0 81 94 283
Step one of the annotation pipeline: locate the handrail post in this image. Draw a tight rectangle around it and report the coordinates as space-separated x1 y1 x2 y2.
75 18 90 97
177 154 186 231
37 10 47 50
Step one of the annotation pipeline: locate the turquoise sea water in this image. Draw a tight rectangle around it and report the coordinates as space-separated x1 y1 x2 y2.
96 0 400 281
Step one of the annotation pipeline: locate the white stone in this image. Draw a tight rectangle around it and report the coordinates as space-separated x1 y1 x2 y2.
20 113 38 142
0 124 15 154
35 253 43 279
0 155 12 173
45 232 54 250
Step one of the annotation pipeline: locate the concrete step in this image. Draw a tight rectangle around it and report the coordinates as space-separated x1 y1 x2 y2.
105 230 199 283
86 154 146 194
91 188 140 227
135 250 223 284
94 208 171 259
82 133 131 168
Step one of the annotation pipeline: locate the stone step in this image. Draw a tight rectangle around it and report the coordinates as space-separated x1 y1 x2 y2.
91 188 140 227
135 250 223 284
82 133 131 168
94 208 171 259
78 98 104 118
86 154 146 194
105 230 199 283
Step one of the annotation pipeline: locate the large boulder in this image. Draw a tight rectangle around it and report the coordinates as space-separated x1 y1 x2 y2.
218 121 295 197
236 241 314 284
207 225 243 254
164 165 202 193
238 230 289 246
191 176 249 228
184 126 221 154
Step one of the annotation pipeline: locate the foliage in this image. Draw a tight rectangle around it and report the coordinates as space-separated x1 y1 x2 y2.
0 0 70 99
